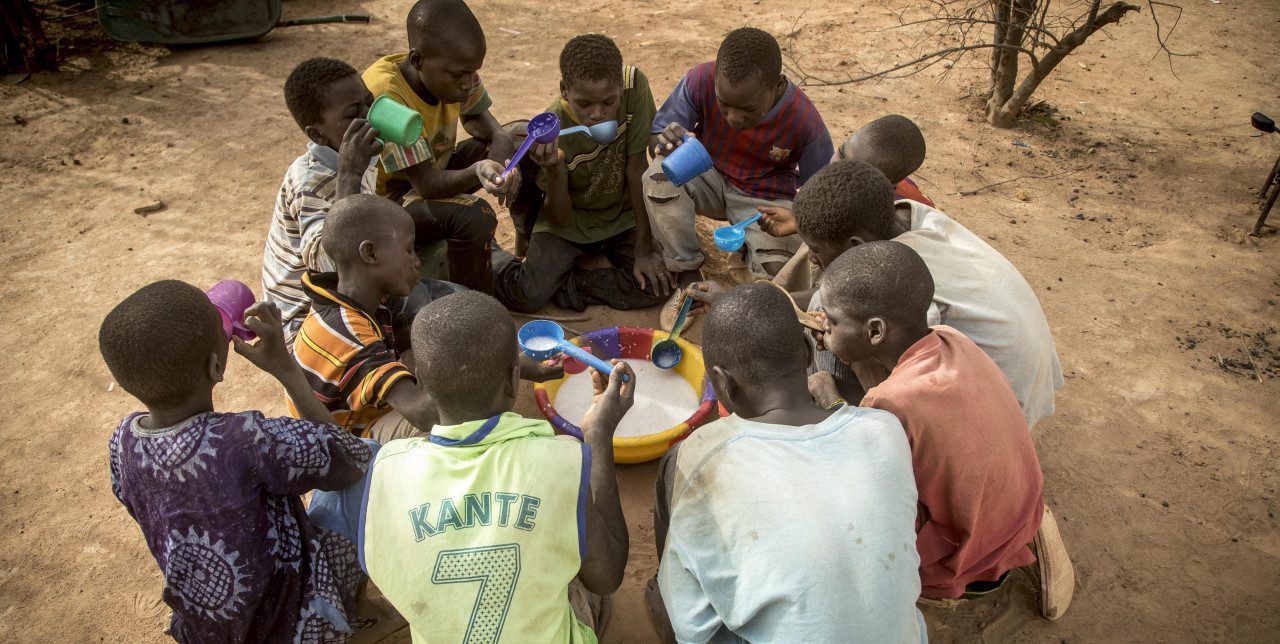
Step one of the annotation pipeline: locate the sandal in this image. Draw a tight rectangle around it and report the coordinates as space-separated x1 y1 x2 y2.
1034 505 1075 621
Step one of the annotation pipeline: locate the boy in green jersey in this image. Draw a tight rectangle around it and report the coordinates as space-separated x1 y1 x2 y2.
359 291 634 642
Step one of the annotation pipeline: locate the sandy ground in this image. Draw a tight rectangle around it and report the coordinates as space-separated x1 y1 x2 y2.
2 0 1279 641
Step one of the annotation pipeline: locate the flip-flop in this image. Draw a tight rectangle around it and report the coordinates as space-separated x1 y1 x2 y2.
659 270 704 332
1034 505 1075 621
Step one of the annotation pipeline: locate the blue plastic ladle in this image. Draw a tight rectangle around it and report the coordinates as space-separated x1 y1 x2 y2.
651 295 694 369
558 120 619 145
502 112 560 177
713 212 764 252
517 320 630 382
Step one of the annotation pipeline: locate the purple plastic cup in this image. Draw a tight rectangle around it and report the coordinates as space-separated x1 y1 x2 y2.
206 279 257 341
660 135 714 187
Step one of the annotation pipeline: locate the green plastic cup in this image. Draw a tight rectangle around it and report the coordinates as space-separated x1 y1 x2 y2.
368 95 423 147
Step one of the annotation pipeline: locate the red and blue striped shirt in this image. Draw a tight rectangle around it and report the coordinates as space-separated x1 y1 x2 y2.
653 62 834 201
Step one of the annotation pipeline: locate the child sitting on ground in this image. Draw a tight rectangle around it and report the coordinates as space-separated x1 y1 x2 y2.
101 281 373 642
836 114 935 207
265 57 384 346
646 27 834 327
794 160 1063 428
360 291 633 642
814 241 1047 603
292 194 440 443
362 0 522 294
493 34 670 313
764 113 935 293
650 283 925 642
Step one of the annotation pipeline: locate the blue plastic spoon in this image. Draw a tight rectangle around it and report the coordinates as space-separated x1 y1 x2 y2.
518 320 630 382
713 212 764 252
651 296 694 369
558 120 619 145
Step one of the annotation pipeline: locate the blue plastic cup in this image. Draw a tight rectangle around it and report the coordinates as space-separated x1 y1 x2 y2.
660 135 714 187
517 320 630 382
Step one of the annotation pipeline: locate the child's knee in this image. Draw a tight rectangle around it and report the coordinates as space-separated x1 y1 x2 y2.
643 158 682 207
463 199 499 237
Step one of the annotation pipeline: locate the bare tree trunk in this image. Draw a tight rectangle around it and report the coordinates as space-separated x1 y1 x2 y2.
987 0 1036 126
989 0 1010 95
988 1 1140 127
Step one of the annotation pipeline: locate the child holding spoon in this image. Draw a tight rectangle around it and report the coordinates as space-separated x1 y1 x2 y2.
493 34 670 314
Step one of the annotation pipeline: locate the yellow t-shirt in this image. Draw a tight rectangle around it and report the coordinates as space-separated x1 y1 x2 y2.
362 53 493 201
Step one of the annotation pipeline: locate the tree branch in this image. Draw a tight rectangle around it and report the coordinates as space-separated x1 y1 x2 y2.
992 2 1140 124
795 43 1038 87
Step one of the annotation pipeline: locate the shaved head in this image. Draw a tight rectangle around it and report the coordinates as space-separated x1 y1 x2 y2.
823 240 934 327
841 114 926 184
411 291 517 418
99 280 224 408
703 283 810 387
322 194 413 267
407 0 485 56
794 159 896 244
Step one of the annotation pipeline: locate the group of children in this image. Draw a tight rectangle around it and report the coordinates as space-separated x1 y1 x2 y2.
100 0 1073 642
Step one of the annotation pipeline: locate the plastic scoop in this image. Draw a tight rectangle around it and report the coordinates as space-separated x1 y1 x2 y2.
205 279 258 342
651 295 694 369
558 120 619 145
502 112 560 177
518 320 630 382
367 95 424 147
713 212 763 252
759 279 826 332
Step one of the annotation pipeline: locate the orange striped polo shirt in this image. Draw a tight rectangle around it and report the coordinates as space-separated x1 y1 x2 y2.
291 272 414 436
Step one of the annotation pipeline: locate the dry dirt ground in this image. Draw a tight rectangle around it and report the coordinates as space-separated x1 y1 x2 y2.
2 0 1279 641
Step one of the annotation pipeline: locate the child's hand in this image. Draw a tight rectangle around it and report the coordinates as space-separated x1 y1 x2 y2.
519 353 564 382
807 371 842 408
231 302 298 380
632 251 673 296
339 118 383 167
530 142 564 168
649 123 689 157
758 206 797 238
809 310 829 351
488 131 518 167
581 360 635 439
685 280 725 317
475 160 518 207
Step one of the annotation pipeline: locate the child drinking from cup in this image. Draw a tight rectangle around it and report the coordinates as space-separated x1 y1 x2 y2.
101 281 373 641
492 34 671 313
265 57 384 347
794 160 1063 428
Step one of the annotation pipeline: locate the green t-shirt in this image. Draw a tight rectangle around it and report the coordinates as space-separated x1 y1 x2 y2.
534 65 655 245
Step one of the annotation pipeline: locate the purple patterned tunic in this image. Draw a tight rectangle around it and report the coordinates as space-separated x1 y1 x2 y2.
108 411 373 643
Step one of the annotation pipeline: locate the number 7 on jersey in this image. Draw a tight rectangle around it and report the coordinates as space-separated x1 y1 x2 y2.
431 544 522 644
